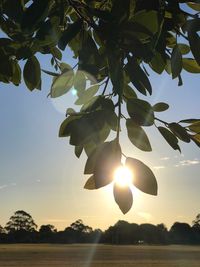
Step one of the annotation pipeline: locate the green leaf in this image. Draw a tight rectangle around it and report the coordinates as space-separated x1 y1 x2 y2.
58 19 83 51
132 10 159 35
126 119 152 151
158 126 181 152
150 52 166 74
187 3 200 11
180 119 200 124
171 45 182 79
125 157 158 196
84 175 96 190
74 71 86 91
178 43 190 55
127 98 154 126
75 146 83 158
51 70 74 98
12 61 21 86
188 121 200 133
113 183 133 214
123 84 137 100
188 31 200 65
75 85 99 105
21 0 50 32
59 116 80 137
191 134 200 147
169 123 191 143
23 56 41 91
182 58 200 73
42 69 59 77
153 102 169 112
127 58 152 95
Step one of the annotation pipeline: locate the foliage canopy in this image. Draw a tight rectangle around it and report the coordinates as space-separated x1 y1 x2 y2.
1 0 200 213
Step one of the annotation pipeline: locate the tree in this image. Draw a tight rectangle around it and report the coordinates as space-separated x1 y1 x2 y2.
1 0 200 213
5 210 37 233
39 224 57 233
192 213 200 228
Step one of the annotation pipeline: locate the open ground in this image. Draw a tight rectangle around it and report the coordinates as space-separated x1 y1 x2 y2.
0 244 200 267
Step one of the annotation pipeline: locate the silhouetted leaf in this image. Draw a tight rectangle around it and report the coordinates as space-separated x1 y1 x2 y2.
113 183 133 214
171 45 182 79
178 43 190 55
58 19 83 50
126 119 152 151
42 69 59 77
84 175 96 190
158 126 181 152
127 98 154 126
169 123 190 143
51 70 74 98
180 118 200 124
75 146 83 158
188 31 200 65
182 58 200 73
21 0 50 32
23 56 41 91
127 58 152 95
12 61 21 85
191 134 200 147
59 116 80 137
153 102 169 112
126 157 158 196
123 84 137 100
188 121 200 133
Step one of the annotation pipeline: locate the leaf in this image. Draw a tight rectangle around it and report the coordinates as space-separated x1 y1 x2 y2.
191 134 200 147
171 45 182 79
127 98 154 126
188 121 200 133
58 19 83 51
153 102 169 112
169 123 191 143
42 69 59 77
84 140 121 174
75 85 99 105
178 43 190 55
187 3 200 11
158 126 181 152
188 31 200 65
59 116 80 137
125 157 158 196
51 70 74 98
113 183 133 214
182 58 200 73
23 56 41 91
12 61 21 86
150 52 166 74
21 0 50 32
127 58 152 95
84 175 96 190
180 119 200 124
123 84 137 100
126 119 152 151
75 146 83 158
132 10 159 35
74 71 86 91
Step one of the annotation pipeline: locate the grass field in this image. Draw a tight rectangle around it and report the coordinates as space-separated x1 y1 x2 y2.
0 244 200 267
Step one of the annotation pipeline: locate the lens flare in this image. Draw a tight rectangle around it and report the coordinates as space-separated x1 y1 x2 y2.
114 166 133 187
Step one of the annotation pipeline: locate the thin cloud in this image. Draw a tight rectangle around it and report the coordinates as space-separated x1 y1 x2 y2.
153 166 165 170
0 184 8 190
160 157 169 161
138 212 153 222
176 159 200 167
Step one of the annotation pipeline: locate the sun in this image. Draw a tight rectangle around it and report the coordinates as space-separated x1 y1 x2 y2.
114 166 133 187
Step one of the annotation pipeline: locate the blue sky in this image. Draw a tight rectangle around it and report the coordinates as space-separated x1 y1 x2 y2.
0 48 200 230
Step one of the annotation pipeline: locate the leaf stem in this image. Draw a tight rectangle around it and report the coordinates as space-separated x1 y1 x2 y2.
102 77 109 95
116 95 121 143
155 117 169 126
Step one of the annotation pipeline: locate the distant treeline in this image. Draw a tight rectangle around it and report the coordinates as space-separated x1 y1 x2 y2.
1 210 200 245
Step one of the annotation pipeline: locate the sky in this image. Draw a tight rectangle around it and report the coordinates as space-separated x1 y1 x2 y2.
0 48 200 231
